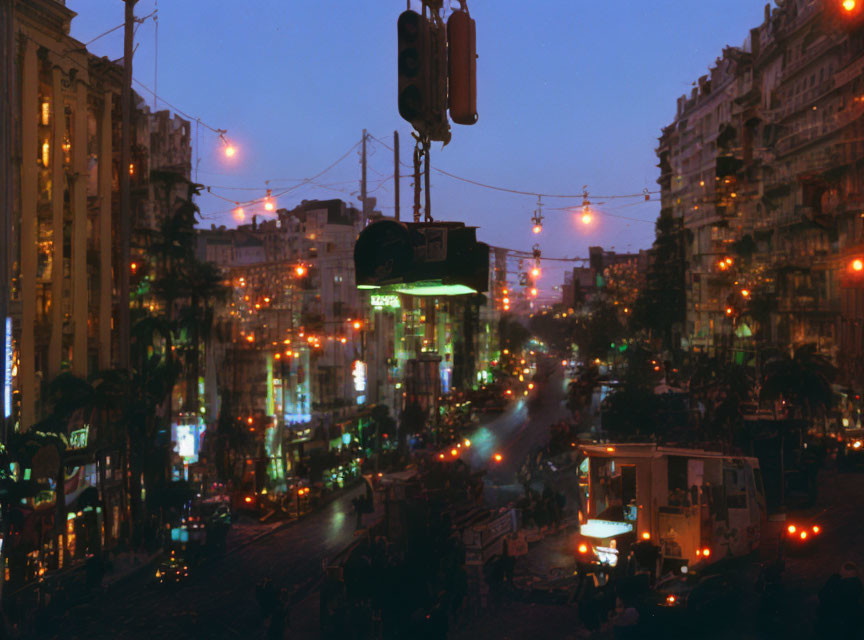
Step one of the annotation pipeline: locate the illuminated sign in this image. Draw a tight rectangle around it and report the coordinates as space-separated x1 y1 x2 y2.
4 317 11 418
370 294 401 309
595 546 620 567
175 424 196 459
352 360 367 393
69 426 89 449
172 417 206 463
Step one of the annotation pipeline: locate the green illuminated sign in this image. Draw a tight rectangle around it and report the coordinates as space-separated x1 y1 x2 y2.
371 294 401 309
69 426 89 449
390 281 478 296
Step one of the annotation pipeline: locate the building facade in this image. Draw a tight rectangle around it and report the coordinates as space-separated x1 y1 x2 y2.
657 0 864 386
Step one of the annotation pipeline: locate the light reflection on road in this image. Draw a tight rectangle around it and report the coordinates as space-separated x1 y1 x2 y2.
463 367 569 504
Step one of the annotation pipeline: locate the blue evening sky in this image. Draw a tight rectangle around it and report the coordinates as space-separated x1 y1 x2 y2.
66 0 771 293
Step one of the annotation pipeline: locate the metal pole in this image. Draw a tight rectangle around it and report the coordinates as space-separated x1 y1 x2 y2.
424 140 431 222
119 0 137 370
394 131 400 222
413 140 421 224
361 129 367 219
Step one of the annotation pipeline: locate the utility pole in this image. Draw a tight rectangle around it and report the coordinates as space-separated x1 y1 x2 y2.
0 0 13 440
424 143 431 222
394 131 400 222
360 129 367 220
118 0 137 371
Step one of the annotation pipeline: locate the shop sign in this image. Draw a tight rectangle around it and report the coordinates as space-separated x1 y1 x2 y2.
370 294 401 309
69 426 89 449
353 360 367 393
4 317 11 418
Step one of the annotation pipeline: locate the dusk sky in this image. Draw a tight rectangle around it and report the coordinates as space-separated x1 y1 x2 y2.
66 0 771 293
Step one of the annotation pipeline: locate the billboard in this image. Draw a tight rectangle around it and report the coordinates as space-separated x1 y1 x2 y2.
354 220 489 294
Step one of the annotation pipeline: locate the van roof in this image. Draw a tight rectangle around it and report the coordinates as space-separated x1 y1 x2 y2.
582 443 757 463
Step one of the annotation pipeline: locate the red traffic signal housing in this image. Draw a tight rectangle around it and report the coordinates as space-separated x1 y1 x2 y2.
447 7 478 125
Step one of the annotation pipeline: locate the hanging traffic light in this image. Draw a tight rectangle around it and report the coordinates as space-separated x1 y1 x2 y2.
531 198 544 235
397 10 450 142
447 5 477 125
398 10 425 124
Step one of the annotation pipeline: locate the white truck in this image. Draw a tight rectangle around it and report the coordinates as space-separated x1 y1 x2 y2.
573 443 766 572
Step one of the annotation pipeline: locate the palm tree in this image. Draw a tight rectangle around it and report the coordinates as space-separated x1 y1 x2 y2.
760 344 836 424
176 259 230 414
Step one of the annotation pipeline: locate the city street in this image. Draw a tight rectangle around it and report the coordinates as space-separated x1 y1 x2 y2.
47 486 363 640
469 363 569 506
37 371 565 639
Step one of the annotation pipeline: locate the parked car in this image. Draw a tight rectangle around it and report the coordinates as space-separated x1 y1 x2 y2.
643 571 740 633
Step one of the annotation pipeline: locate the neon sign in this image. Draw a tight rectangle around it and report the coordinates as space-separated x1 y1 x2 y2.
4 317 11 418
370 294 401 309
352 360 367 393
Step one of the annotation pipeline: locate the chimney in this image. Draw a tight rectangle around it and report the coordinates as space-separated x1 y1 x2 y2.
750 28 761 59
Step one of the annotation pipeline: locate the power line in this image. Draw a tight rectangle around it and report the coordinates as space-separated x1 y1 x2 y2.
368 134 659 201
490 246 589 263
199 141 363 214
132 79 225 135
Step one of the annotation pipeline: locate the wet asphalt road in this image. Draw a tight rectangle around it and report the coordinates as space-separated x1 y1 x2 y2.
44 362 569 639
45 485 363 640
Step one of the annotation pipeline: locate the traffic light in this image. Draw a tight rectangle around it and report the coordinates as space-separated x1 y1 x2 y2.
397 10 450 142
447 6 477 125
398 10 425 124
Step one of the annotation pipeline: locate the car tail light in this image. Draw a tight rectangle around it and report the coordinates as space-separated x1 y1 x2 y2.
788 525 796 534
800 531 808 540
812 525 821 534
578 543 589 554
702 548 711 557
666 594 677 605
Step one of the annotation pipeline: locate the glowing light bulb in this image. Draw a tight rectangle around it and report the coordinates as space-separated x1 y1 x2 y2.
531 268 541 278
264 198 275 212
224 144 236 158
233 206 245 222
532 224 542 234
295 265 306 277
853 259 864 272
581 212 592 225
844 0 856 11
